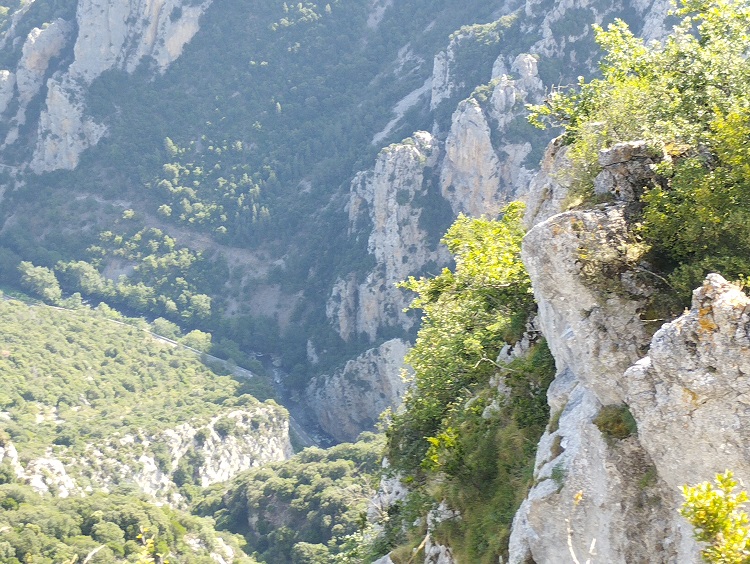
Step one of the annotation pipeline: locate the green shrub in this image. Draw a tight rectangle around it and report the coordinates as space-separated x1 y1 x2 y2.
593 404 637 441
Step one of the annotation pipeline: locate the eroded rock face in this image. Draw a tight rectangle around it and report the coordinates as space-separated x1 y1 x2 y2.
624 274 750 490
440 98 505 216
439 53 545 217
510 138 697 563
69 0 210 81
0 0 213 172
522 137 572 229
306 338 410 443
508 369 683 564
15 20 72 105
12 403 291 505
522 204 650 405
327 132 444 342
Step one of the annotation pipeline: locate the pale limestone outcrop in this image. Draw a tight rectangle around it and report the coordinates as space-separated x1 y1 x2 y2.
69 0 210 81
439 53 544 217
440 98 505 216
489 54 543 128
306 339 410 443
624 274 750 491
30 77 107 171
521 204 650 405
0 439 27 481
12 403 290 505
430 49 453 111
1 20 73 147
509 139 699 563
25 0 212 172
367 472 408 524
0 70 15 115
90 404 291 504
24 456 81 498
508 367 684 564
327 132 444 342
522 137 572 229
15 20 72 104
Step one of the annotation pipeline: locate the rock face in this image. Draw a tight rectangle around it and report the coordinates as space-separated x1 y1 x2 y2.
327 132 443 342
507 139 737 562
441 54 543 216
624 274 750 492
69 0 210 81
306 338 410 443
440 53 544 217
0 0 211 172
31 0 211 172
8 402 291 506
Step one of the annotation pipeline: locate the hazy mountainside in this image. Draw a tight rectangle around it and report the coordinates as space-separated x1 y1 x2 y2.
0 0 671 426
7 0 750 563
194 434 384 563
0 295 291 502
0 294 290 562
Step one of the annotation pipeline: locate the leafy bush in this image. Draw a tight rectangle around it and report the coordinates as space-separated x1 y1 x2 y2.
387 202 534 474
528 0 750 309
681 471 750 563
193 434 384 563
382 203 556 562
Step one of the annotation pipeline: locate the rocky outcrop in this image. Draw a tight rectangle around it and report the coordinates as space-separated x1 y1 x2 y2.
0 0 212 171
624 274 750 492
0 20 74 147
12 402 291 505
15 20 72 105
306 338 410 443
30 78 108 172
522 204 651 405
29 0 211 172
327 132 444 342
439 53 545 217
69 0 210 81
507 139 700 563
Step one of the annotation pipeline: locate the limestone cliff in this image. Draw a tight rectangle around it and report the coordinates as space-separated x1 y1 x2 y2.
439 53 544 217
327 132 443 343
306 338 410 443
0 0 211 172
507 140 713 563
3 402 292 506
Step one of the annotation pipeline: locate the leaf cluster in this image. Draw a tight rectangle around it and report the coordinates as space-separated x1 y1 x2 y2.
0 482 254 563
383 204 555 562
193 434 384 563
681 471 750 563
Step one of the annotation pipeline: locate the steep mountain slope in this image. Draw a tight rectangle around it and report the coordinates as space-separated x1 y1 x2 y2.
0 0 672 433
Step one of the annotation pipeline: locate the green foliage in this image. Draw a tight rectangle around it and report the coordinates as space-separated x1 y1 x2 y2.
193 434 384 563
681 471 750 563
528 0 750 308
383 204 555 562
388 202 534 472
146 138 272 241
0 483 255 563
0 297 280 466
18 262 62 305
593 404 638 441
